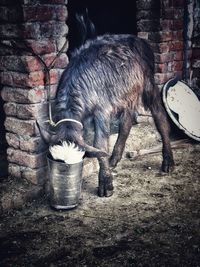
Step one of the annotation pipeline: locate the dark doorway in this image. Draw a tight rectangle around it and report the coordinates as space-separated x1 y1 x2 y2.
67 0 137 56
0 88 8 179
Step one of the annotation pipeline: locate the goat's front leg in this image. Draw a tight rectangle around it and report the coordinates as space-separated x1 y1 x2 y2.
94 114 113 197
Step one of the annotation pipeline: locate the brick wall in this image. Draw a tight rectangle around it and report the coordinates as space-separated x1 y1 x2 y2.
0 0 68 185
192 0 200 89
137 0 186 89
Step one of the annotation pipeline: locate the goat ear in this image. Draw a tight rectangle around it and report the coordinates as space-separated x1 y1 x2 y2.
36 120 56 144
84 144 108 158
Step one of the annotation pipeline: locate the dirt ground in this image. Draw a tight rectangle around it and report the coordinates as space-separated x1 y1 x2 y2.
0 123 200 267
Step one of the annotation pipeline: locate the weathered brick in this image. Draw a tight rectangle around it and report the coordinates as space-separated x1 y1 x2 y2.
6 132 47 152
137 32 149 40
136 9 160 20
174 61 183 71
0 23 21 38
148 31 173 42
56 37 68 52
154 52 174 63
7 148 47 168
4 102 48 119
155 63 168 73
8 163 21 178
137 19 159 32
1 86 45 103
5 117 36 136
20 137 47 153
160 19 173 30
0 55 41 72
172 30 183 40
4 102 17 116
6 132 20 149
42 53 68 69
26 39 57 55
23 5 68 22
22 0 68 4
23 22 68 39
0 6 23 22
151 42 172 53
0 71 44 88
21 166 48 185
154 72 174 85
173 19 183 30
174 51 183 61
171 41 184 51
16 103 48 119
137 0 158 10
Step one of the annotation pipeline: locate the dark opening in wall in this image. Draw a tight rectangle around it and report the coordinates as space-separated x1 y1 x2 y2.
67 0 137 56
0 87 8 179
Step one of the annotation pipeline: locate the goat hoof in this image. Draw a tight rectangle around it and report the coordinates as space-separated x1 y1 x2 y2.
161 160 175 173
98 185 114 197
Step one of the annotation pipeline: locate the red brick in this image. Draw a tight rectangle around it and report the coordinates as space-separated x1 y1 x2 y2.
174 61 183 71
0 55 42 72
0 71 45 88
160 19 173 30
173 19 183 30
174 51 183 61
155 63 168 73
172 30 183 40
151 42 172 53
154 52 174 63
171 41 183 51
154 72 174 85
148 31 173 42
26 40 57 55
42 53 68 69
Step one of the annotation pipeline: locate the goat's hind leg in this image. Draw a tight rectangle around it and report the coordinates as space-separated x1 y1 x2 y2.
109 110 133 168
150 98 175 173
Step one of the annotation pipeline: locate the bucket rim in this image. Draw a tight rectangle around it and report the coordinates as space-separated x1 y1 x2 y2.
47 153 83 166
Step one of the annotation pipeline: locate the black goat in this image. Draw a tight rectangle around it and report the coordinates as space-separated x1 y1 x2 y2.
40 34 174 197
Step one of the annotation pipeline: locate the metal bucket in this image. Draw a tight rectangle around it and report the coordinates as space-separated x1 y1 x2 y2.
47 154 83 210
